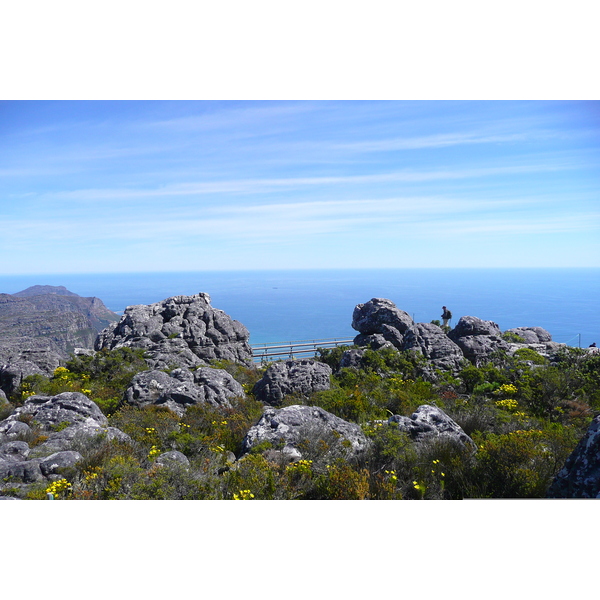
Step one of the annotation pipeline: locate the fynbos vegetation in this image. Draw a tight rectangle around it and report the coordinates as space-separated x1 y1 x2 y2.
1 292 598 500
1 343 597 500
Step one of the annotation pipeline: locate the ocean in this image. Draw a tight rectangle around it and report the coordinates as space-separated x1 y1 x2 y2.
0 269 598 348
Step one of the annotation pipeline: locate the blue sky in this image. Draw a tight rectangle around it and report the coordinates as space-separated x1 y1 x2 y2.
1 100 599 274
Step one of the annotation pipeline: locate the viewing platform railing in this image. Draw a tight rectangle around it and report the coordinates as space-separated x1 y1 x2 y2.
250 337 355 363
250 333 592 363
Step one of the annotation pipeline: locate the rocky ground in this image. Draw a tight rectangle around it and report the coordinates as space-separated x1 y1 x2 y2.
1 292 598 499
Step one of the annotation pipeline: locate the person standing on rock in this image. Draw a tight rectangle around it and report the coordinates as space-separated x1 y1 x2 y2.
441 306 452 327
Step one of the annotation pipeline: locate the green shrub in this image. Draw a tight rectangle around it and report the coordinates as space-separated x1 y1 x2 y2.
514 347 547 365
311 459 371 500
502 332 526 343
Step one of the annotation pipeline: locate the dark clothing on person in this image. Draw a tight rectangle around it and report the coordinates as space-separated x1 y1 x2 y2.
441 306 452 327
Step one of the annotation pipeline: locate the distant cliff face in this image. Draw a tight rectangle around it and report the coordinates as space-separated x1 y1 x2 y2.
7 286 120 332
0 287 121 364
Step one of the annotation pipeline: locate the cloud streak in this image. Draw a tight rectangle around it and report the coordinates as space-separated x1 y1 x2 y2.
25 161 577 204
1 100 599 272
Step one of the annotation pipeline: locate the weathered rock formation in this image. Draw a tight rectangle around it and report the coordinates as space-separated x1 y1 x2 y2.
352 298 414 350
125 367 245 416
95 293 253 369
351 299 462 372
0 351 61 397
503 326 565 360
447 316 509 365
350 298 564 371
3 391 107 431
241 404 370 464
0 391 132 494
402 322 464 371
252 359 332 406
546 414 600 498
389 404 476 450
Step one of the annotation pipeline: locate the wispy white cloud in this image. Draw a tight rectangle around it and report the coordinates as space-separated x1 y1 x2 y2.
4 193 597 248
137 102 317 133
28 161 575 203
332 132 530 152
2 101 599 272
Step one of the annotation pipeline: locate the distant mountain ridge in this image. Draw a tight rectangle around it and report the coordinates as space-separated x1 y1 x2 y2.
4 286 120 332
0 286 121 366
13 285 80 298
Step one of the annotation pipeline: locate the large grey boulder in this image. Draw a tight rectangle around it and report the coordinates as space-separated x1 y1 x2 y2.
0 394 130 492
39 451 83 477
252 359 332 406
547 415 600 498
125 367 245 416
0 441 30 462
339 349 367 370
5 392 108 430
503 327 565 361
448 316 508 364
352 298 413 350
95 293 253 369
241 404 370 464
0 356 51 395
154 450 190 469
0 459 44 483
29 422 132 457
401 323 464 371
504 326 552 344
0 420 32 442
352 333 395 351
389 405 476 450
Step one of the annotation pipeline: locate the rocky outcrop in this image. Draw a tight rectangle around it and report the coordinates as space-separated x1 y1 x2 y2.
0 391 132 493
448 316 509 364
95 293 253 369
241 404 370 464
125 367 245 416
29 422 131 457
503 326 564 360
352 298 413 350
504 326 552 344
350 298 567 371
3 392 108 431
389 405 476 450
401 323 464 371
546 414 600 498
252 359 332 406
154 450 190 469
38 451 84 477
0 358 47 398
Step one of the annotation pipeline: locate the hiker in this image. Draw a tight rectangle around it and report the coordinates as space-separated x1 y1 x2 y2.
441 306 452 327
590 342 597 348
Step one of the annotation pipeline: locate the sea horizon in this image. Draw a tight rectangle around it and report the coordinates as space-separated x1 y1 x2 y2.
1 268 598 348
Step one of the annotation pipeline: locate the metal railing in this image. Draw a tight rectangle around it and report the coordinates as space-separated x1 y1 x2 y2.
250 337 355 362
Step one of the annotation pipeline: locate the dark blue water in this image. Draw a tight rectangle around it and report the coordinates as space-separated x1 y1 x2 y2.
0 269 598 347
